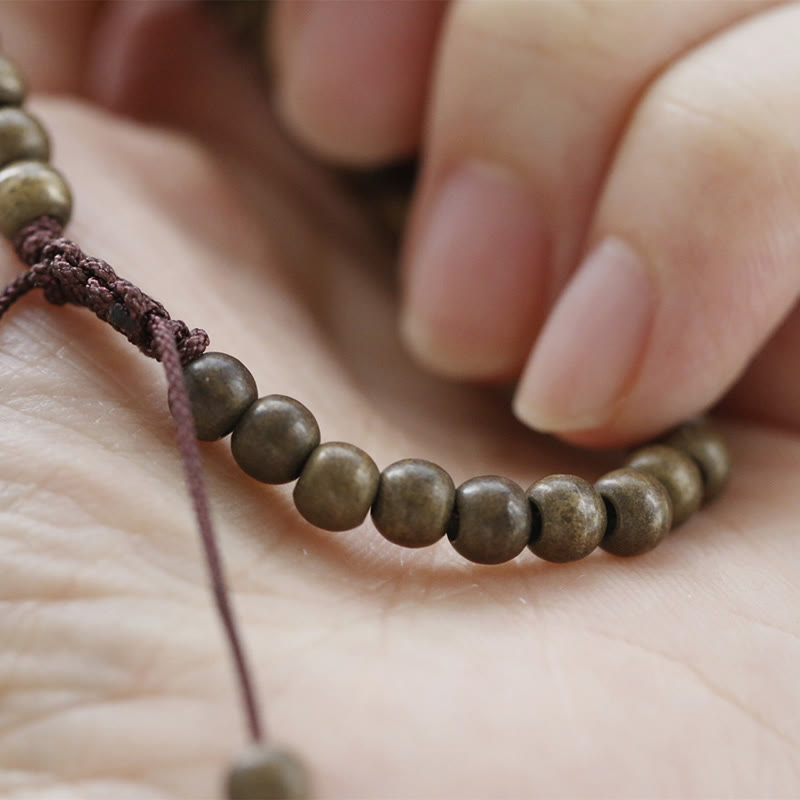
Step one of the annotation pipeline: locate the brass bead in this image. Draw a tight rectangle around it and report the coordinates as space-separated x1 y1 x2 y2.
226 744 311 800
232 395 320 484
372 459 455 548
293 442 380 531
664 420 730 503
448 476 531 565
527 474 606 563
626 444 703 528
183 352 257 441
0 160 71 237
0 57 25 106
0 107 50 168
596 468 672 557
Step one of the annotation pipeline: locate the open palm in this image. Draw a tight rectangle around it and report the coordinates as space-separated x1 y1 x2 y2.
0 3 797 798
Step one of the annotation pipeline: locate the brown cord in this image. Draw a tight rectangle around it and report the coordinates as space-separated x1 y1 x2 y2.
151 315 262 744
13 217 209 364
3 217 263 745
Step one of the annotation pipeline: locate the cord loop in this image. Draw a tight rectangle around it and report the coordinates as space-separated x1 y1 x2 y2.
13 216 209 365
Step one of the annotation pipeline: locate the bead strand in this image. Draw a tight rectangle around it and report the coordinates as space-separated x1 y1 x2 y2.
0 55 308 800
0 58 72 236
0 49 732 799
182 351 730 568
0 52 731 572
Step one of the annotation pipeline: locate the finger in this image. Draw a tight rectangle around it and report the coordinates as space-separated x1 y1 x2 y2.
721 305 800 432
270 0 446 164
514 2 800 445
83 0 377 254
400 0 774 380
0 0 100 92
86 3 278 155
88 0 230 125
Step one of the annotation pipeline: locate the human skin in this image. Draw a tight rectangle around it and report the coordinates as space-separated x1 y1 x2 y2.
271 0 800 447
0 2 798 799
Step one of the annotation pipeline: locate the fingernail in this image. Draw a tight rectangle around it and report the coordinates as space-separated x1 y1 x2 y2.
401 161 548 378
513 237 655 432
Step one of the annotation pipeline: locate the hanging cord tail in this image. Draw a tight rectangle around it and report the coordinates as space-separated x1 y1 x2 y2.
4 217 263 745
150 315 264 744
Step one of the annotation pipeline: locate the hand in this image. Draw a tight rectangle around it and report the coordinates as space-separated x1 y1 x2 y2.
271 0 800 446
0 3 797 798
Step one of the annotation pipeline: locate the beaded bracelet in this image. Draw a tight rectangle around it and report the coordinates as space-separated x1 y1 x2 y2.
183 352 730 565
0 54 730 800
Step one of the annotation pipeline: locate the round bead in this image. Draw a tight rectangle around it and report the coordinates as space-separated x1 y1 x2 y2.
448 476 531 565
293 442 380 531
626 444 703 528
527 474 606 563
0 107 49 168
372 459 455 548
664 420 730 503
0 58 25 106
0 160 71 237
226 744 310 800
231 395 320 484
596 468 672 557
183 352 257 441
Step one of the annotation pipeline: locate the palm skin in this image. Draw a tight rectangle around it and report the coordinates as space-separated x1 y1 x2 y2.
0 3 797 798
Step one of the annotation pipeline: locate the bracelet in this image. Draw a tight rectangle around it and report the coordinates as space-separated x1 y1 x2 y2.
0 52 730 800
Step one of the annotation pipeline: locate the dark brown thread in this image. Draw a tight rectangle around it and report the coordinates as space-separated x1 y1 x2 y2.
151 315 263 744
13 216 209 365
2 216 263 745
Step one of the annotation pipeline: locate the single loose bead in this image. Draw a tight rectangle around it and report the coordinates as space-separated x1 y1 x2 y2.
448 475 531 565
527 474 606 563
226 744 310 800
183 352 257 441
0 58 25 106
0 107 50 168
626 444 702 528
372 459 455 548
294 442 380 531
664 420 730 503
231 395 320 484
596 468 672 557
0 160 71 237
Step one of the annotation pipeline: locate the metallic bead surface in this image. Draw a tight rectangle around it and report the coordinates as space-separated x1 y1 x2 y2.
294 442 380 531
372 458 455 548
626 444 703 527
232 395 320 484
226 744 310 800
0 107 49 168
527 474 606 562
0 57 25 106
0 160 71 237
596 468 672 557
664 420 730 503
183 352 257 441
448 475 531 565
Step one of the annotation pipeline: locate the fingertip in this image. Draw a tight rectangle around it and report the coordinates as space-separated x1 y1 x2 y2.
400 160 550 381
512 237 656 440
270 0 443 165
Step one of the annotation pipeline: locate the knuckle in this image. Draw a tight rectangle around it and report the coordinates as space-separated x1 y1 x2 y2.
637 67 797 198
433 0 640 159
446 0 633 81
